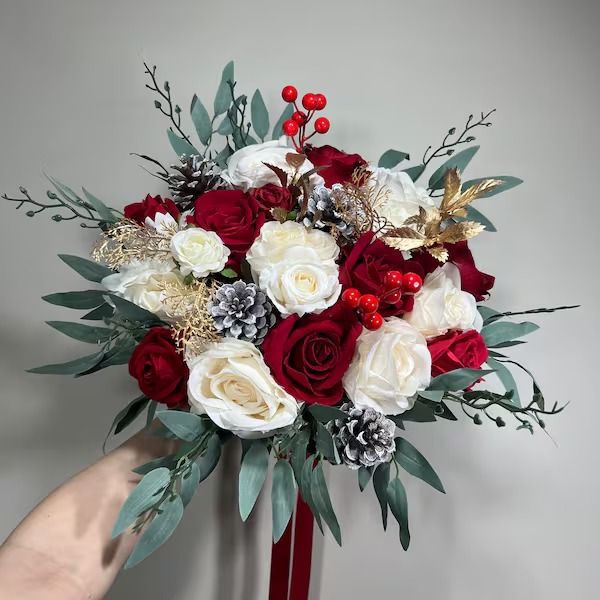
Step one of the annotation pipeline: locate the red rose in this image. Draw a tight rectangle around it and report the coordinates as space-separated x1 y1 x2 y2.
128 327 188 408
304 144 367 187
339 231 424 317
248 184 295 213
427 330 489 377
190 189 266 269
262 303 362 406
412 241 494 301
124 194 180 224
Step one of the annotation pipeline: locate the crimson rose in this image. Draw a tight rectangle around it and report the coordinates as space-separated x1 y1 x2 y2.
190 189 266 269
339 231 424 317
412 241 494 301
124 194 179 224
427 329 489 377
248 184 294 213
262 303 362 406
128 327 188 408
304 144 366 187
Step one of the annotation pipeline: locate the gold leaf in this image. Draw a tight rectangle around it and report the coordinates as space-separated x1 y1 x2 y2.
427 246 449 262
445 178 504 214
440 168 462 213
386 226 424 240
438 221 485 244
383 235 425 251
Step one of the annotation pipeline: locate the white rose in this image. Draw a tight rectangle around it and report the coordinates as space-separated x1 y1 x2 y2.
144 211 178 234
404 263 483 338
101 259 182 319
187 338 299 438
370 167 434 228
170 227 230 278
258 247 341 317
343 318 431 415
223 138 323 191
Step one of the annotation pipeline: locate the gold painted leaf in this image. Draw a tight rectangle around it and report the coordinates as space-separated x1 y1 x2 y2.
427 246 449 262
383 236 425 251
438 221 485 244
440 168 462 213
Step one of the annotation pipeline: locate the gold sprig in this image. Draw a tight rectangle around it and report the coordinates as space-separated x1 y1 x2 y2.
92 218 177 269
382 168 502 261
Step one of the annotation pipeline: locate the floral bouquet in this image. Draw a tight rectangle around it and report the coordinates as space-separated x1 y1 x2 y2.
2 61 574 593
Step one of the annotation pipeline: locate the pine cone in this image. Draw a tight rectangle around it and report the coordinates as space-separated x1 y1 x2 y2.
209 281 275 344
331 403 396 470
303 184 355 241
168 155 227 210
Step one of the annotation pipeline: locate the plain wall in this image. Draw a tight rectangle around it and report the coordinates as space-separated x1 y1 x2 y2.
0 1 598 598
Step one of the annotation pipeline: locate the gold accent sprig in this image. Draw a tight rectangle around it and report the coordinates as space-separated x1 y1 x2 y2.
382 168 503 261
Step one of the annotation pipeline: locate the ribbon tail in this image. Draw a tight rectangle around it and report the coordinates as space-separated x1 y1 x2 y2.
288 494 314 600
268 511 293 600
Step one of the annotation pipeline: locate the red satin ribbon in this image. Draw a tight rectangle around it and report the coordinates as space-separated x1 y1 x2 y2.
268 493 315 600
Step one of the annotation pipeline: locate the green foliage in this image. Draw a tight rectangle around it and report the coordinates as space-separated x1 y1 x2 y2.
214 61 234 116
481 320 539 347
220 267 238 278
394 437 445 493
308 404 347 423
463 205 496 232
417 390 444 402
486 356 521 406
428 146 479 190
387 478 410 550
402 164 426 182
378 149 409 169
428 368 494 391
42 290 106 310
156 410 207 442
27 350 104 375
167 128 200 158
299 455 323 533
272 460 295 542
180 462 201 507
358 466 373 492
372 462 390 530
250 89 269 141
311 462 341 545
81 302 114 320
104 395 149 452
108 294 162 325
197 434 222 483
271 104 294 140
190 95 212 145
239 441 269 521
45 321 115 344
315 421 339 463
58 254 114 283
290 428 310 483
81 188 119 224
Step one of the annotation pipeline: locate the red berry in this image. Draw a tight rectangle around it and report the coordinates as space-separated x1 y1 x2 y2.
282 119 299 136
314 117 330 134
281 85 298 103
292 110 307 125
302 93 317 110
383 270 403 290
383 290 402 304
402 272 423 293
314 93 327 110
358 294 379 314
363 312 384 330
341 288 361 309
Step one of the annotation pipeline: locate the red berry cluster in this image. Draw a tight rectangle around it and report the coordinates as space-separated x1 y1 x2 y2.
280 86 330 152
341 270 423 331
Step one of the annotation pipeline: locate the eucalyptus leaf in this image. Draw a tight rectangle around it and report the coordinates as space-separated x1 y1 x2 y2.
308 404 347 423
428 368 495 391
463 205 497 232
378 149 409 169
461 175 523 198
311 462 341 545
111 396 150 440
315 421 339 463
428 146 479 190
272 460 296 542
27 350 104 375
251 89 269 140
271 104 294 140
112 467 171 538
481 321 539 347
217 116 233 135
81 302 114 321
290 428 310 484
82 188 118 223
372 462 390 530
358 466 373 492
418 390 444 402
167 129 200 158
486 356 521 406
108 294 162 324
42 290 106 310
239 442 269 521
402 164 426 182
478 305 500 322
180 462 201 507
300 455 323 533
190 95 212 145
387 478 410 550
58 254 114 283
198 434 222 483
156 410 206 442
214 61 234 116
133 455 176 476
397 401 437 423
125 494 184 568
394 437 445 493
46 321 115 344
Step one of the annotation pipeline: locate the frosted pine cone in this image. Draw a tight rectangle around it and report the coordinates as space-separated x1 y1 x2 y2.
331 403 396 470
209 281 275 345
168 155 227 209
303 184 355 241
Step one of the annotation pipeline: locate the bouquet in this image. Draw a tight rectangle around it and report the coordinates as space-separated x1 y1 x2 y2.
2 61 574 592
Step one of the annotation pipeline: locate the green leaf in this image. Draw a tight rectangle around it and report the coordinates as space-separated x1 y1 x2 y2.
394 437 445 493
308 405 347 423
311 462 341 545
271 104 294 140
46 321 115 344
81 188 118 223
112 467 170 538
108 294 162 324
89 337 136 371
315 421 339 463
372 463 390 530
428 145 480 190
428 368 495 391
214 61 234 116
180 462 201 507
290 428 310 484
125 494 184 569
217 116 233 135
81 302 114 321
358 466 372 492
220 267 238 278
478 305 500 322
402 164 426 182
272 460 296 542
156 410 206 442
239 442 269 521
299 455 323 533
42 290 107 310
481 321 539 347
146 400 157 429
378 149 409 169
197 434 222 483
104 396 149 452
463 205 496 232
396 401 436 423
167 129 199 158
486 356 521 406
251 89 270 140
214 143 234 167
190 95 212 145
417 390 444 402
58 254 114 283
133 455 175 476
461 176 523 198
387 478 410 550
27 350 104 375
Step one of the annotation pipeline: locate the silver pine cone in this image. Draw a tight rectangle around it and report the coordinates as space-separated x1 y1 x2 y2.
168 155 227 209
303 183 355 241
209 281 275 344
330 403 396 470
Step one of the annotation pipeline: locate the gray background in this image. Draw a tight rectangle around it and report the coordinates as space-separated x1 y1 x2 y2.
0 0 598 598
